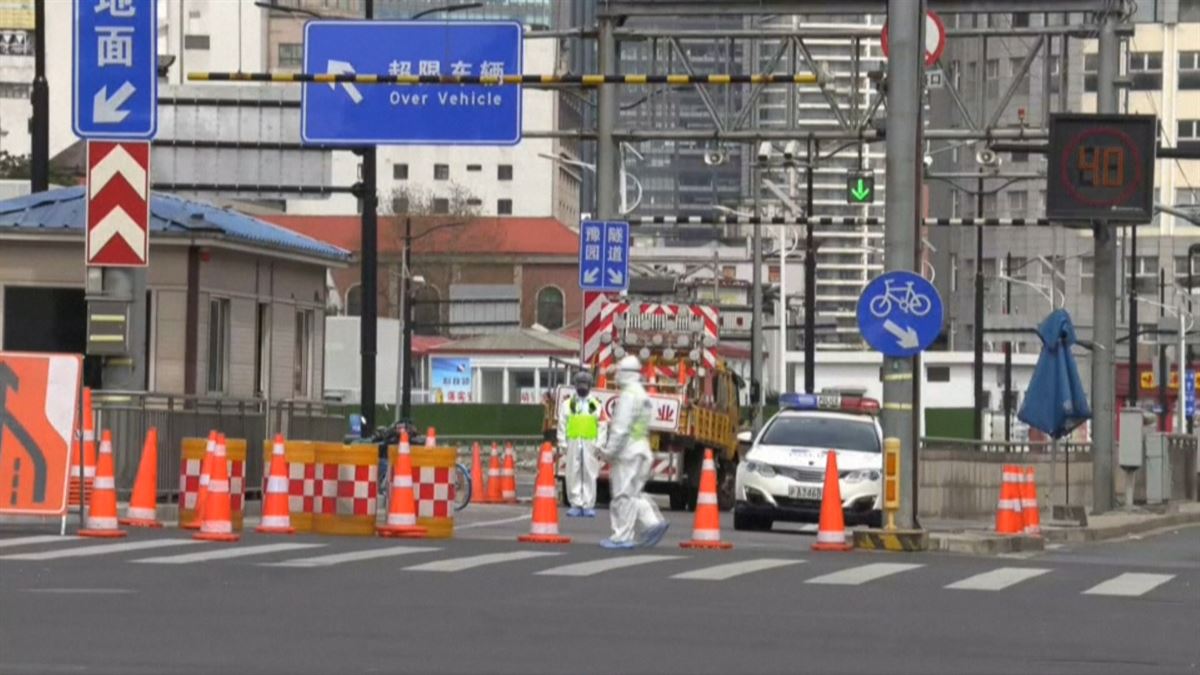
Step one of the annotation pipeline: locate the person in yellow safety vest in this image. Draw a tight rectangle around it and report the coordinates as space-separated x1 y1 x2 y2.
598 355 668 549
558 371 606 517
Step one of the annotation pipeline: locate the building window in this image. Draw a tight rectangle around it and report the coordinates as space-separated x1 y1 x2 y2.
1180 0 1200 22
345 285 362 317
206 298 230 394
497 198 513 215
391 196 409 214
432 198 450 214
1009 57 1025 78
277 43 302 69
466 198 482 207
293 309 314 397
1012 12 1029 27
1081 256 1094 295
1005 256 1028 280
1007 191 1028 214
466 164 482 172
184 34 210 50
393 163 408 180
1176 188 1200 206
536 286 565 330
985 59 999 78
498 164 513 181
1128 51 1162 90
413 286 441 336
1178 119 1200 143
433 164 449 180
0 82 31 98
926 365 951 382
254 303 269 397
1010 151 1029 163
1180 52 1200 89
1083 53 1097 93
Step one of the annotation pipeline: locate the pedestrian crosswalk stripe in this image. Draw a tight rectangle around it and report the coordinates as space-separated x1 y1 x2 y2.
0 539 200 561
404 550 562 572
1082 573 1175 597
133 543 324 565
804 562 923 586
0 535 78 549
265 546 441 568
537 555 683 577
945 567 1052 591
671 558 804 581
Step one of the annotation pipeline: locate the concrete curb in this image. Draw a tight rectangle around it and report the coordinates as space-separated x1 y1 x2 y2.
928 532 1045 555
1042 508 1200 544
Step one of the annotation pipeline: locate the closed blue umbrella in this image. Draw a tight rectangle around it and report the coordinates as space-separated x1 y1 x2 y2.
1018 309 1092 439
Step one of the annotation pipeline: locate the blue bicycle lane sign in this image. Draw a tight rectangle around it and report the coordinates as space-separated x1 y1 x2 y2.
856 270 943 358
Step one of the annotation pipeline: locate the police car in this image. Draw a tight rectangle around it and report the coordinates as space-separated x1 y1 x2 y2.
733 392 883 531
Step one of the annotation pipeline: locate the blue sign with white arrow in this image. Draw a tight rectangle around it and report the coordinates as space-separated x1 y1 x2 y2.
856 270 943 358
579 220 629 292
301 21 522 146
1186 369 1195 419
72 0 158 139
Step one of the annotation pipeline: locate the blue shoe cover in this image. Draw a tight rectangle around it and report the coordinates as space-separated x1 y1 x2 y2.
599 538 637 550
582 508 596 518
566 507 583 517
638 522 670 548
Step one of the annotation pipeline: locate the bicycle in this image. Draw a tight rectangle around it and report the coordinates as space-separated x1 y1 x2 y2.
358 422 471 512
869 278 933 318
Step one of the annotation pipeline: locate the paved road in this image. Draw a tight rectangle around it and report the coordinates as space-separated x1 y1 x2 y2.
1 511 1197 675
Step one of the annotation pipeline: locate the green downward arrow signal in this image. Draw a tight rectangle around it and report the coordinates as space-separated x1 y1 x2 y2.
850 178 871 202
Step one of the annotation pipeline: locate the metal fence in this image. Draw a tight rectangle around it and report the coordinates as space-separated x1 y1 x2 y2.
921 437 1092 454
90 392 344 501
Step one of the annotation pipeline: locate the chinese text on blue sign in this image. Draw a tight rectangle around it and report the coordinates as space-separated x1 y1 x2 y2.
855 270 943 358
73 0 158 139
301 21 522 145
578 221 629 292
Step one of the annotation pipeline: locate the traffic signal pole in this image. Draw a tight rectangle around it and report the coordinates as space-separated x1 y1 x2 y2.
882 0 923 530
359 0 378 433
1091 10 1120 513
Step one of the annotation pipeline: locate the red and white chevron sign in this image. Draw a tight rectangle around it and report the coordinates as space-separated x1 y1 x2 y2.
86 140 150 267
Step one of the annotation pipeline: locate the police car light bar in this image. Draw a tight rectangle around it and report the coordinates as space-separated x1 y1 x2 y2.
779 392 880 415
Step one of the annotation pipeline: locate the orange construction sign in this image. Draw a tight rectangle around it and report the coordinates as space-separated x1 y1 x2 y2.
0 352 82 516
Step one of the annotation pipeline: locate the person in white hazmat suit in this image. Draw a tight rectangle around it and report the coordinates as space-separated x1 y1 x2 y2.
557 371 605 518
597 355 669 549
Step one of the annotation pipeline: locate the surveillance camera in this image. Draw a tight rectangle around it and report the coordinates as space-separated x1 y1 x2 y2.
923 155 934 169
703 150 727 166
757 142 773 164
975 148 1001 167
783 140 800 162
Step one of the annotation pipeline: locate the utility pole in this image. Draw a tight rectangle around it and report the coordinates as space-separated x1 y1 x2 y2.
399 217 413 424
356 0 378 434
1092 10 1120 514
1128 224 1138 406
804 140 817 394
882 0 922 529
1158 269 1168 431
972 35 988 441
1004 252 1012 442
30 0 48 192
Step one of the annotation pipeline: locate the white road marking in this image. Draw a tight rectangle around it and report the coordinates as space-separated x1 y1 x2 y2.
672 558 805 581
804 562 923 586
455 515 532 530
946 567 1052 591
537 555 682 577
0 535 78 549
0 539 200 561
1083 573 1176 597
404 551 562 572
133 543 323 565
264 546 440 568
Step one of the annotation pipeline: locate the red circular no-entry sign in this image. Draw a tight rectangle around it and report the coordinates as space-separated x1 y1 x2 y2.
881 10 946 69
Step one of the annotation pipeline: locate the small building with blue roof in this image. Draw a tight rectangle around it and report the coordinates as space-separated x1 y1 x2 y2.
0 186 349 401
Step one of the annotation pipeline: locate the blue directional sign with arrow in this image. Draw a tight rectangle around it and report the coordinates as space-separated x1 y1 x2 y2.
579 220 629 292
1186 370 1195 419
301 20 522 146
856 270 943 358
72 0 158 140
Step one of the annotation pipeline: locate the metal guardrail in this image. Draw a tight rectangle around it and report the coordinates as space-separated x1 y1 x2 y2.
921 437 1092 454
89 392 343 501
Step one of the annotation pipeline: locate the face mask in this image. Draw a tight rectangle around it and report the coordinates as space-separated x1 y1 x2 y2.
576 386 589 397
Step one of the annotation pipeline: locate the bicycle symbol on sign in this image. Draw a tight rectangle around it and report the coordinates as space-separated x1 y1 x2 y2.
869 279 933 318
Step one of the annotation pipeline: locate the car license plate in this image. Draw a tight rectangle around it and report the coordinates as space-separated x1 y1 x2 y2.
788 485 822 500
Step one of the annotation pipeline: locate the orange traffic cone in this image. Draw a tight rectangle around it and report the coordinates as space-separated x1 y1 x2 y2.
378 430 428 538
120 428 162 528
812 451 851 552
257 434 295 534
425 427 437 448
994 464 1025 535
68 387 97 509
680 449 732 550
1021 466 1041 536
79 430 127 538
182 431 217 530
194 433 239 543
518 442 571 544
469 442 487 504
501 442 517 503
484 442 502 504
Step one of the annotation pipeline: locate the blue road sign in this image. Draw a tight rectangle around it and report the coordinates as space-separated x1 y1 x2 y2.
856 270 944 358
72 0 157 139
301 21 522 146
1186 370 1195 419
579 221 629 292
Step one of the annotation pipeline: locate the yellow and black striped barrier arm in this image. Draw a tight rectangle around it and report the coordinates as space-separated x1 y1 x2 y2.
187 72 819 86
